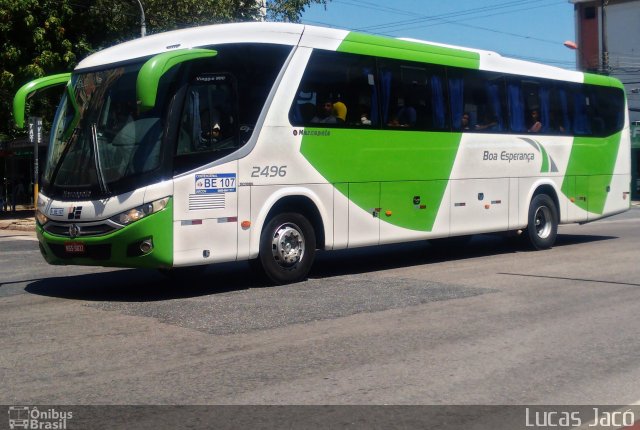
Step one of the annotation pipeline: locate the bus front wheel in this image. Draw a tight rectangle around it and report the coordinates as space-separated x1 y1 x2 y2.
258 212 316 284
525 194 558 250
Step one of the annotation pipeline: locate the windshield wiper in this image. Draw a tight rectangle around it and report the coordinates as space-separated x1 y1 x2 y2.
48 127 79 187
91 123 110 195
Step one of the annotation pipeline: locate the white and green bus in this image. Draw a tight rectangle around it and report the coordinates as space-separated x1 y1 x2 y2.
14 23 631 284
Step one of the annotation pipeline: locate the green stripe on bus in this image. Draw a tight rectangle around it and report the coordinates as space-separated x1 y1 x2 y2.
561 133 622 214
337 32 481 70
539 142 550 173
583 73 625 90
300 129 462 231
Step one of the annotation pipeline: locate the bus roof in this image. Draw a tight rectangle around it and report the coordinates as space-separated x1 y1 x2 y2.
76 22 615 87
76 22 306 70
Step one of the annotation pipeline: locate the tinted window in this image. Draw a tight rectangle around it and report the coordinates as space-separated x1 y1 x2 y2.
174 43 291 174
586 85 625 136
177 74 238 157
449 70 507 132
290 50 377 127
379 59 449 131
292 49 624 138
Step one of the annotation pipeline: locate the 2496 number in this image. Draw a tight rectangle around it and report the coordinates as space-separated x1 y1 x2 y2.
251 165 287 178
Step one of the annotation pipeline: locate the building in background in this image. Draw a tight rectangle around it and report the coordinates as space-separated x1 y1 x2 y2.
0 137 44 210
571 0 640 198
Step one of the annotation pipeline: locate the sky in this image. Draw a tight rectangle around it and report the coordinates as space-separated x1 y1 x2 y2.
300 0 578 70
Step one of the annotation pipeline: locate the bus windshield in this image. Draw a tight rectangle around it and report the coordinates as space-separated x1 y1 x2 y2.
42 43 292 199
44 63 169 200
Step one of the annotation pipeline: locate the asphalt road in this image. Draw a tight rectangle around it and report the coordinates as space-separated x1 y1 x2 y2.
1 208 640 422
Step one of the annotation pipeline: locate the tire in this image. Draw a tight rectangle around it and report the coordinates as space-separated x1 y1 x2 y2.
525 193 558 250
258 212 316 284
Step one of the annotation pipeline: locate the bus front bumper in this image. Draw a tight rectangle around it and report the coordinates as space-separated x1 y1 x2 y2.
36 205 173 269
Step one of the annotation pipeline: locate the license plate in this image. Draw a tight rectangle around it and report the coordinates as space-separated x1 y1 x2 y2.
64 242 85 254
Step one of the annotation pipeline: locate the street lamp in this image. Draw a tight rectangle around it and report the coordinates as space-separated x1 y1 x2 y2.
135 0 146 37
563 40 580 70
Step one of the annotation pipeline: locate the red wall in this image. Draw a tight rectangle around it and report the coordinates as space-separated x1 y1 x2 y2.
577 4 600 71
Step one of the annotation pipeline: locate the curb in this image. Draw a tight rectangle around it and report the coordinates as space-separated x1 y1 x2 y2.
0 223 35 232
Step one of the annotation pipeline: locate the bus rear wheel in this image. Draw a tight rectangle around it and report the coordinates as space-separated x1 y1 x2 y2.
525 193 558 250
258 212 316 284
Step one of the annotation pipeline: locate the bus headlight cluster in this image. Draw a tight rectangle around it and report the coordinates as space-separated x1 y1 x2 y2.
35 209 49 226
110 197 169 226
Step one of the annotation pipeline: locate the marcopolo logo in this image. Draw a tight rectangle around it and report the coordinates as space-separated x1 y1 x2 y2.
8 406 73 429
292 129 331 137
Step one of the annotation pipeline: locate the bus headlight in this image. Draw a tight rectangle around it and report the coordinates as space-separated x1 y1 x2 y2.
110 197 169 226
35 209 49 226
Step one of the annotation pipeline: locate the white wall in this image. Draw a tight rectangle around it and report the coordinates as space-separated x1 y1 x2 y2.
606 1 640 121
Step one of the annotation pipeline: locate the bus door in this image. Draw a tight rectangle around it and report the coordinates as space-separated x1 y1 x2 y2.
172 73 240 265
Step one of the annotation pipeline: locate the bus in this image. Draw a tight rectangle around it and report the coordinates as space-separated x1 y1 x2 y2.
13 22 631 284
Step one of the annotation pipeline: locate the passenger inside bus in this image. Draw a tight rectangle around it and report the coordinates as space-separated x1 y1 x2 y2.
475 112 498 131
527 109 542 133
461 112 471 130
311 98 338 124
388 97 417 127
333 101 347 123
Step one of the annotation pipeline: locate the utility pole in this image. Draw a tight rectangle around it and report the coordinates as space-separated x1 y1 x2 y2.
28 117 42 207
135 0 146 37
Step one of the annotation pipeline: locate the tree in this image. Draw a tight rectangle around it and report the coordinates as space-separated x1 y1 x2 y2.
0 0 329 141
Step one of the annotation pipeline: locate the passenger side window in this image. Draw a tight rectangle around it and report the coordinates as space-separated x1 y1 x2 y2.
501 78 624 137
585 85 625 136
449 70 506 132
290 50 378 128
507 78 544 133
378 59 449 131
177 74 238 156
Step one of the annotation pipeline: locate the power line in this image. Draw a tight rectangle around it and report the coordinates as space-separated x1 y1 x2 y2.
380 1 565 35
305 1 572 65
347 0 534 32
348 0 560 33
427 19 564 48
311 1 570 54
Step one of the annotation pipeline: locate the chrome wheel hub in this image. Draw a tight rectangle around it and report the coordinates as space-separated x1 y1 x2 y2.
271 223 305 267
534 206 552 239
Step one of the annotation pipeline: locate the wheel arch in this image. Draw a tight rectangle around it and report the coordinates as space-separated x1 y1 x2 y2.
531 183 561 222
250 187 329 258
522 180 562 226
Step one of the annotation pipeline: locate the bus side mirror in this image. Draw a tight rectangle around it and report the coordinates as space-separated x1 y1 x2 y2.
13 73 71 128
136 48 217 112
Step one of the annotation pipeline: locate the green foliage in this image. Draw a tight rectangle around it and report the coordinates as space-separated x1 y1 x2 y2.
0 0 329 141
268 0 329 22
